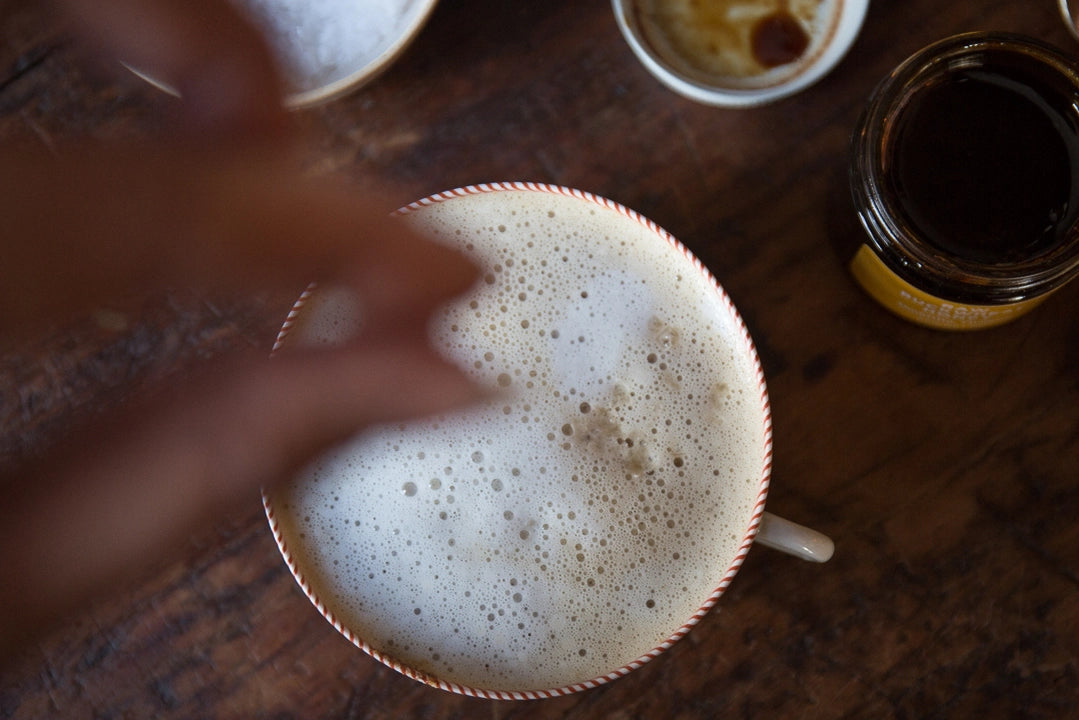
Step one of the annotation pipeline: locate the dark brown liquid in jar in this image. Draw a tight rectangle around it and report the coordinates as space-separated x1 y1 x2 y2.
850 34 1079 329
886 51 1079 266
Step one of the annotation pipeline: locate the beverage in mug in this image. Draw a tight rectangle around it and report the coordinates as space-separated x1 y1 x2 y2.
264 183 825 698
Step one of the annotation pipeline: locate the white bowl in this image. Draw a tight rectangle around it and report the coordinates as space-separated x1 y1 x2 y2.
612 0 868 107
1061 0 1079 43
128 0 440 108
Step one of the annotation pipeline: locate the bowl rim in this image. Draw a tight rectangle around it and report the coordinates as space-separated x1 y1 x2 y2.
124 0 440 109
611 0 869 107
286 0 441 107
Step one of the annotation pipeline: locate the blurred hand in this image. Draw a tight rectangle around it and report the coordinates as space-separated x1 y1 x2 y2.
55 0 288 138
0 1 481 657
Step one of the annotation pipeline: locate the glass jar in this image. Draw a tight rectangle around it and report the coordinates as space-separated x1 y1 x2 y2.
849 32 1079 330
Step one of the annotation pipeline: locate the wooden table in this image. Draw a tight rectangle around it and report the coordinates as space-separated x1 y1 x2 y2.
3 1 1078 717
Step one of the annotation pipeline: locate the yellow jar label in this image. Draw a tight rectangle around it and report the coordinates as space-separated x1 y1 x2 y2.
849 245 1047 330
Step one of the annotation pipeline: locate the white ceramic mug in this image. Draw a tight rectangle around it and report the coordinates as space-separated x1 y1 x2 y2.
263 183 832 699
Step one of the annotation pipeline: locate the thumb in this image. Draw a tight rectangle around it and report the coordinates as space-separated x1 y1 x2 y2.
0 338 485 657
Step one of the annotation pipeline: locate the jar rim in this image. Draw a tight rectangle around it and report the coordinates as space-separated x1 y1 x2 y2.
851 31 1079 302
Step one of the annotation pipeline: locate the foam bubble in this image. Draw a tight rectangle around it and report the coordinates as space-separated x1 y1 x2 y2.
269 189 765 692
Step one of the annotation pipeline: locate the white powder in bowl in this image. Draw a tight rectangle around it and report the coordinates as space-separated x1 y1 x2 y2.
232 0 414 91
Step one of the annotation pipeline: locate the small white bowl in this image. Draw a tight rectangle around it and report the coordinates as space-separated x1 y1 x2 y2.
128 0 440 109
1061 0 1079 43
612 0 868 107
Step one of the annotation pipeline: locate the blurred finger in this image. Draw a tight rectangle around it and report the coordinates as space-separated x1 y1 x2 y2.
55 0 286 138
0 146 478 340
0 334 488 657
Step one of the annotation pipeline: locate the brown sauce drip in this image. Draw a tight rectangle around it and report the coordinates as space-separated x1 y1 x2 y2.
636 1 824 79
751 10 810 68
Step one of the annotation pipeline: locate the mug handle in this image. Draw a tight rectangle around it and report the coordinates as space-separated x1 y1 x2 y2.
755 512 834 562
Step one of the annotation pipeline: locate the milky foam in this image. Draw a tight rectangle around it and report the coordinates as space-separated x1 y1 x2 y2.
267 188 767 692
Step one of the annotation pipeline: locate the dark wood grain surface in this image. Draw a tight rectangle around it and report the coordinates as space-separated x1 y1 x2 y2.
3 1 1079 718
